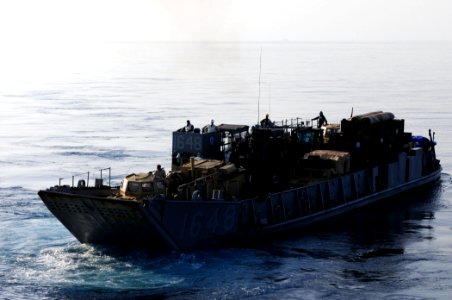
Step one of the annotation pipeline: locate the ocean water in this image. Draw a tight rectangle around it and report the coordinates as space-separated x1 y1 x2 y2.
1 42 452 299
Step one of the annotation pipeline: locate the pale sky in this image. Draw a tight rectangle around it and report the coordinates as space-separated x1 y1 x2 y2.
0 0 451 43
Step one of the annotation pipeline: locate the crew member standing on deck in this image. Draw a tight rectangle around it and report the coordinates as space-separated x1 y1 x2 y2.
154 164 167 192
155 164 166 179
207 119 217 133
185 120 194 132
312 111 328 128
260 113 273 128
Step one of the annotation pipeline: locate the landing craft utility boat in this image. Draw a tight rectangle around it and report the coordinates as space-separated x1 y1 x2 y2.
38 111 441 250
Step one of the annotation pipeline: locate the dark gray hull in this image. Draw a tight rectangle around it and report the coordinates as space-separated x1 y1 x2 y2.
38 190 167 247
258 168 442 235
38 166 441 250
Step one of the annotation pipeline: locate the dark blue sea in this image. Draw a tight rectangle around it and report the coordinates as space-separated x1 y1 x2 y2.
1 42 452 299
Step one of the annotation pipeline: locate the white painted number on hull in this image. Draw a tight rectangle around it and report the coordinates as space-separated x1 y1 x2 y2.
176 135 202 152
180 206 237 240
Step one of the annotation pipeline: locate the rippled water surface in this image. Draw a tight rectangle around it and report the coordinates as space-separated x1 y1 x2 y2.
1 42 452 299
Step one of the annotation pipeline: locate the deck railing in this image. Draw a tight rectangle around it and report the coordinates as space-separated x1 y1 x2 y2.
58 167 111 188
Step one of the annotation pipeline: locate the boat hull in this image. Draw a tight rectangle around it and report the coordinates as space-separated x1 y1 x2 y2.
38 191 169 247
258 168 442 235
38 167 441 250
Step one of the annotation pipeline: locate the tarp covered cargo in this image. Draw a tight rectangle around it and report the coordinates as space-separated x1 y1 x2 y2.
351 111 395 125
181 159 224 178
304 150 351 175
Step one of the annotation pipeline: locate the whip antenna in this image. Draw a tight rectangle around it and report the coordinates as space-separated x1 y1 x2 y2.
268 83 271 116
257 47 262 124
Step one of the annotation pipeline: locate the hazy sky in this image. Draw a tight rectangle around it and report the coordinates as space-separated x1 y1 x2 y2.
1 0 451 43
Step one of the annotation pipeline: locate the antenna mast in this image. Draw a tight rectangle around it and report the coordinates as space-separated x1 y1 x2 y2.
268 83 271 116
257 47 262 124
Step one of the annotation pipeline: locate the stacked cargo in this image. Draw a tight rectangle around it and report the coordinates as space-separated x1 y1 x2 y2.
340 111 409 168
301 150 351 182
177 158 246 200
180 159 224 179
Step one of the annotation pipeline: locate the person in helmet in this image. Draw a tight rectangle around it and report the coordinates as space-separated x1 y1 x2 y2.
260 113 273 128
312 111 328 128
184 120 194 132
